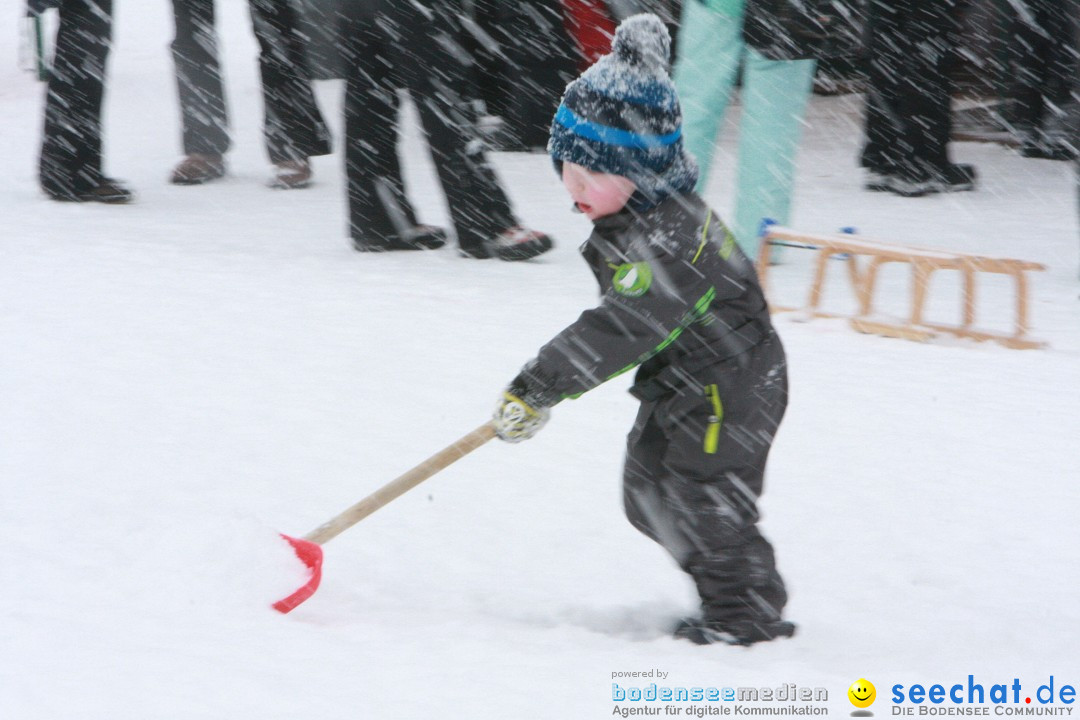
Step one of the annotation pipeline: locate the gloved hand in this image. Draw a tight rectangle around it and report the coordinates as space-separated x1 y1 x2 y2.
492 390 550 443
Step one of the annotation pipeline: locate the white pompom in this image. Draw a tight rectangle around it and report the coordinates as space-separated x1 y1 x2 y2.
612 13 671 71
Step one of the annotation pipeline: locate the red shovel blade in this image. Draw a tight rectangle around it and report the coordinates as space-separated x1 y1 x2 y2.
272 534 324 614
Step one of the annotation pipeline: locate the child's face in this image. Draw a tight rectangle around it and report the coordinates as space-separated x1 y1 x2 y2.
561 162 637 220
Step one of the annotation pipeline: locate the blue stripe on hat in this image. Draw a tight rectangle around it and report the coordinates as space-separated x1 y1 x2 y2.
555 104 681 149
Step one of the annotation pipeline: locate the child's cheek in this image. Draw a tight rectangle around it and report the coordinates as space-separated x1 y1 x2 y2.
595 185 628 215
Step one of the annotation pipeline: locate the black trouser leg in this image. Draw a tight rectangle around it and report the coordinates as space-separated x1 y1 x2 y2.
249 0 331 163
859 2 902 171
404 10 516 253
171 0 229 156
860 2 903 172
490 0 577 149
342 11 418 241
623 337 790 624
1008 0 1076 135
861 0 956 176
40 0 112 198
897 4 954 174
411 83 516 253
342 1 516 248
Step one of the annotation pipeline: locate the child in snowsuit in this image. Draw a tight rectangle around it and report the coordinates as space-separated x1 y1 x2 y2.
492 14 793 646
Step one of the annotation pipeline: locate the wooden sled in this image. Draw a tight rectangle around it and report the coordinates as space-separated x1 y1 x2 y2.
756 227 1047 350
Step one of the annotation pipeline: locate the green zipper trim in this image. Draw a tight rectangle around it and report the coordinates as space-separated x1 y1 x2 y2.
704 383 723 454
601 286 718 386
692 210 713 265
561 285 719 402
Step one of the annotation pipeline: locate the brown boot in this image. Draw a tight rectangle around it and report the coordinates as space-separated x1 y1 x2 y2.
489 226 554 261
47 178 134 204
170 154 225 185
269 159 312 189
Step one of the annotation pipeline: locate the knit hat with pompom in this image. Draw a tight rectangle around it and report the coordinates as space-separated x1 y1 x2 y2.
548 13 697 208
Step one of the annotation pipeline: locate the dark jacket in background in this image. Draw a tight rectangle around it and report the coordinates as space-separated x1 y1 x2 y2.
743 0 864 61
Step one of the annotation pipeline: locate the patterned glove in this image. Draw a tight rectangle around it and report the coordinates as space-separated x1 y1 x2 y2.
493 390 550 443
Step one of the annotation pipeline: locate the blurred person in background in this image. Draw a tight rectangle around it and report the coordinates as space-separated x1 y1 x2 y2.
38 0 133 203
168 0 332 188
859 1 976 197
1004 0 1079 161
340 0 553 260
1072 2 1080 280
562 0 682 68
672 0 860 258
464 0 578 152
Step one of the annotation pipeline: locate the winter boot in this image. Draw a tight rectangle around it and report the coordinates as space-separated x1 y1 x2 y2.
939 163 977 191
489 225 554 261
887 163 976 197
48 178 134 204
864 170 893 192
861 157 898 192
269 159 312 189
674 616 796 646
80 179 135 204
170 154 225 185
1020 137 1078 161
681 537 792 646
352 225 447 252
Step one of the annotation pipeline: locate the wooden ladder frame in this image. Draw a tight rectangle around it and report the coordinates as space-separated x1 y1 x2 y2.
756 227 1047 350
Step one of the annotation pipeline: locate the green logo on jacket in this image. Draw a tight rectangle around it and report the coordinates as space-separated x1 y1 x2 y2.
612 262 653 297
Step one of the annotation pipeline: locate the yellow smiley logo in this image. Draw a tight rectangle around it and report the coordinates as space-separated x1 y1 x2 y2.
848 679 876 708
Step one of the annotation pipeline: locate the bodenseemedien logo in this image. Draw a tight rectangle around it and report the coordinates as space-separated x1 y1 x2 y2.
610 678 829 716
612 262 653 297
849 679 877 716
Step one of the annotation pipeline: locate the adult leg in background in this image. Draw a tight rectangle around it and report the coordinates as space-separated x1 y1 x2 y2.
732 49 815 258
402 7 516 256
248 0 332 166
671 0 743 190
860 0 905 179
40 0 116 200
341 6 426 245
171 0 230 158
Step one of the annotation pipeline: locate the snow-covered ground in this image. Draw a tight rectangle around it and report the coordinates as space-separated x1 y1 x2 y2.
2 4 1078 719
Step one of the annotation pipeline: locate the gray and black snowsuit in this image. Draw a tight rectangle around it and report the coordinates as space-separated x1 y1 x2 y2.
517 192 789 625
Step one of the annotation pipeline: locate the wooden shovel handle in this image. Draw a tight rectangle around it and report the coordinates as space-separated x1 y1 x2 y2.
302 422 498 545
